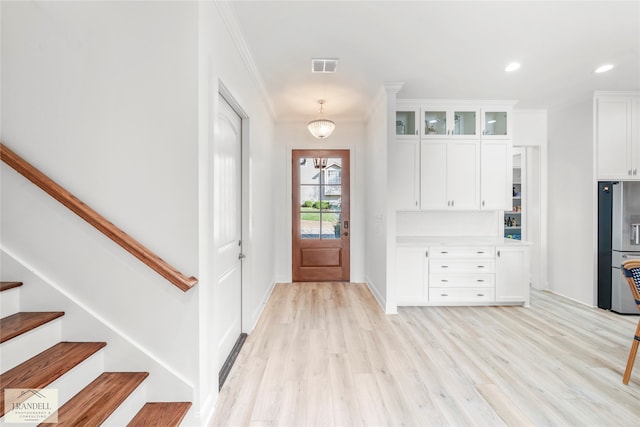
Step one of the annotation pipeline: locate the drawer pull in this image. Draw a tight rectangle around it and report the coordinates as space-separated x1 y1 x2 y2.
440 251 448 254
477 265 485 268
476 293 485 297
441 279 448 282
477 251 485 254
441 265 449 268
477 279 484 282
441 293 449 297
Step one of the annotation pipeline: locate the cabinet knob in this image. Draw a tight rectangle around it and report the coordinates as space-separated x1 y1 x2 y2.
497 250 501 257
425 250 429 258
630 169 633 176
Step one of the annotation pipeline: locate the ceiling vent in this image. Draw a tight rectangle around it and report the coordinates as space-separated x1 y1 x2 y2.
312 58 338 73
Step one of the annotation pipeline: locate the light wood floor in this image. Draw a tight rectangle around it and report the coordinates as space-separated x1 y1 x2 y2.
211 283 640 426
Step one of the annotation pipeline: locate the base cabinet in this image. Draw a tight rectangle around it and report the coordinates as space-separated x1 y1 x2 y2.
396 246 429 304
396 244 529 306
495 246 530 305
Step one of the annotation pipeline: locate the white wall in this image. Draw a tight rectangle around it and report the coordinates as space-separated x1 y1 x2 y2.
273 121 366 283
1 2 277 425
1 0 200 384
197 3 277 421
547 98 595 305
364 89 390 310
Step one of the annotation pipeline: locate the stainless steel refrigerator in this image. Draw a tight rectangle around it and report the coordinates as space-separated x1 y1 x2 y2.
611 181 640 314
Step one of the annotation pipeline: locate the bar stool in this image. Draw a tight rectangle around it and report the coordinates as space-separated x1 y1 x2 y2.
621 259 640 384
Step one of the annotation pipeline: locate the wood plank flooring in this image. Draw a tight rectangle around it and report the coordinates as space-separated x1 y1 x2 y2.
211 283 640 426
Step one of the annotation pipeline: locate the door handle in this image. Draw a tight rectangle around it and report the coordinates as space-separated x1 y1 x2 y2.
342 232 349 237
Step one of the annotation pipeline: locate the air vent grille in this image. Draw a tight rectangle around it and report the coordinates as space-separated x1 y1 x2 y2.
312 58 338 73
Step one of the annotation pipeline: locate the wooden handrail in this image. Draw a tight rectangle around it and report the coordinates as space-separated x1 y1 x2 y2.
0 143 197 292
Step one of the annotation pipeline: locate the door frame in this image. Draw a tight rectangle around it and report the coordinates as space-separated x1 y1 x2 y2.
217 83 250 333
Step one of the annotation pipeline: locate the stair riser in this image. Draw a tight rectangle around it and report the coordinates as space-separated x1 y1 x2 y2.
102 381 147 427
0 287 20 318
0 319 62 373
0 350 104 425
45 350 105 408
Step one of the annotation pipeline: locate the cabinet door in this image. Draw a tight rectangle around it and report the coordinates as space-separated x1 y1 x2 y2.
396 108 420 137
390 140 420 210
420 141 448 209
632 97 640 177
481 109 511 139
396 246 428 302
480 140 512 209
596 97 633 179
447 141 480 209
495 246 530 305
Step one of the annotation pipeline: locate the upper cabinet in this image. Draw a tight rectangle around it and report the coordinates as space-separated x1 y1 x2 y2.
393 99 516 211
395 107 420 138
423 105 479 138
595 92 640 180
421 104 513 139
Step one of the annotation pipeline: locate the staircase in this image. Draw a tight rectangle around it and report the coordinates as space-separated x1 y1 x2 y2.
0 281 192 426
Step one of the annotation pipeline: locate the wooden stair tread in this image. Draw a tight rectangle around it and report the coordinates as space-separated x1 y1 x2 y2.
127 402 192 427
0 311 65 343
0 341 106 418
40 372 149 426
0 281 23 292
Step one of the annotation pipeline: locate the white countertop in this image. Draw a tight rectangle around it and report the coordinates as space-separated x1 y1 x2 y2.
396 236 532 246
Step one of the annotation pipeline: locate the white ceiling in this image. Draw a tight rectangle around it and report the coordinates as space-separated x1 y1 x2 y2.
229 1 640 121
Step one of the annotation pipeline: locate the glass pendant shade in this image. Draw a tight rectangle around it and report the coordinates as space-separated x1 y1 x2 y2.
307 118 335 139
307 99 335 139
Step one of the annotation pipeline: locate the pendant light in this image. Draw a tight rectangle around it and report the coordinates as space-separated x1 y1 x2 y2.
307 99 335 139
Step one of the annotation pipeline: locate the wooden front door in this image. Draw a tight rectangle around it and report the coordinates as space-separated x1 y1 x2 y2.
292 150 350 282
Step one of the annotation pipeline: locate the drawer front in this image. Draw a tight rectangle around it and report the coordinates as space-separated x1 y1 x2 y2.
429 274 494 288
429 287 495 302
430 247 494 259
429 260 495 273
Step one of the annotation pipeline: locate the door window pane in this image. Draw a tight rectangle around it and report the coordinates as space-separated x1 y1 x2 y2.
300 213 321 239
300 157 321 185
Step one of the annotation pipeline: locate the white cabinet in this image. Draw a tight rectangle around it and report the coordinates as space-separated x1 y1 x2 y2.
396 107 420 138
480 140 512 210
595 93 640 180
481 108 513 139
390 139 420 210
422 105 479 138
420 140 480 210
428 247 495 304
396 246 429 304
495 245 530 306
394 243 530 307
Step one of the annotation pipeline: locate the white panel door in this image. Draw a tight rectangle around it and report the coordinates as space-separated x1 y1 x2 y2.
420 141 448 209
596 97 632 179
447 141 480 209
481 140 512 210
390 140 420 210
216 96 243 374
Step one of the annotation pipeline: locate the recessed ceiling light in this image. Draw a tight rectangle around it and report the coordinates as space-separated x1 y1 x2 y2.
505 62 521 72
594 64 614 73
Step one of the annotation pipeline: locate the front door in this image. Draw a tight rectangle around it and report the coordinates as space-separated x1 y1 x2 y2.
216 95 243 382
292 150 350 282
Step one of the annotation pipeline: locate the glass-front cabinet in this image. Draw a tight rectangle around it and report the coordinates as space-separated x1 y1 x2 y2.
481 108 512 138
395 108 419 138
422 106 479 138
